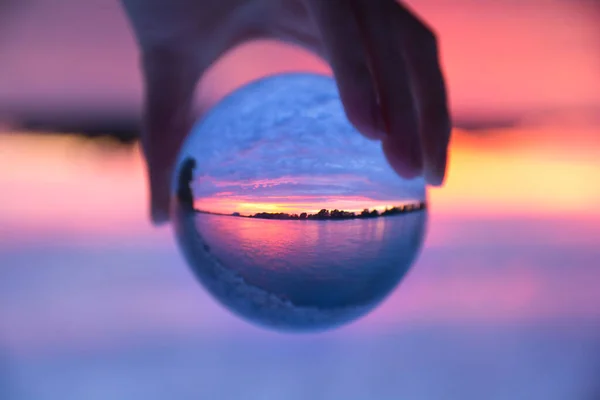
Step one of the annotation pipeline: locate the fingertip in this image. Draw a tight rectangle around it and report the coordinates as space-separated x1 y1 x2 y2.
145 162 173 226
338 86 388 141
425 169 445 187
151 206 170 226
350 115 387 141
382 136 424 180
149 183 172 226
423 128 450 187
366 100 389 140
427 147 448 186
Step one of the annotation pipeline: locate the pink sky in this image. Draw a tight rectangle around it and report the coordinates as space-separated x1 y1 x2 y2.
0 119 599 243
0 0 598 120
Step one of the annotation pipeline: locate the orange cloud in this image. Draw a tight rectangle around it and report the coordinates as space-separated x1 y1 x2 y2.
429 124 600 219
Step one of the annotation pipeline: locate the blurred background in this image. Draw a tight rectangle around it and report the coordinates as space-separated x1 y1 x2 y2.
1 0 599 399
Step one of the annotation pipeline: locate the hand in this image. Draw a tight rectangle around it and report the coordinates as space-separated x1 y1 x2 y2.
120 0 451 225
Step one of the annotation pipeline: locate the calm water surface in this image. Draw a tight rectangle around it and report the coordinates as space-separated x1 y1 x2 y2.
0 214 598 399
193 212 426 307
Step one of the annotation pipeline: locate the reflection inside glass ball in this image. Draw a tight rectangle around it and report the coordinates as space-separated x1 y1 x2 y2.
171 73 427 332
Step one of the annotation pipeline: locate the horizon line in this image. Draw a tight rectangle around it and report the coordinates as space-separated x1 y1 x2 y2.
192 201 427 220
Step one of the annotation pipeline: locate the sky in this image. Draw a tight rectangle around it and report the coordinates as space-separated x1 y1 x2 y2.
0 0 599 123
1 114 599 244
0 121 598 244
180 74 426 216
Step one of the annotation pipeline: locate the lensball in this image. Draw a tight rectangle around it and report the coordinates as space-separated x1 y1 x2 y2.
171 73 427 332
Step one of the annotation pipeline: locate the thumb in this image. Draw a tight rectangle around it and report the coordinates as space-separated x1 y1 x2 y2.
141 49 201 225
143 124 190 225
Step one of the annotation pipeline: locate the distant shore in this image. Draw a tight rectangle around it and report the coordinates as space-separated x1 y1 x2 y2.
194 202 426 221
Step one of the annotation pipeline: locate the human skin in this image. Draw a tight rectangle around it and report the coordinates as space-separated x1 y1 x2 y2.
120 0 451 224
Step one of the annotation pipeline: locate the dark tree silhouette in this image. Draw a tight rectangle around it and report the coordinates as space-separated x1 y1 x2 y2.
316 209 330 219
177 157 197 210
246 203 425 221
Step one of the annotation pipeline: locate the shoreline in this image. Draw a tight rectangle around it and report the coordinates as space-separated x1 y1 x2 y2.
192 201 427 221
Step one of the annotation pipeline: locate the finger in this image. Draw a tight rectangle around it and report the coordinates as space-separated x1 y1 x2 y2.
141 48 201 225
355 0 426 179
304 0 387 140
394 3 451 185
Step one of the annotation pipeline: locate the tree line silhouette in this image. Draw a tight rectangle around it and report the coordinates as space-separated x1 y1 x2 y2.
194 203 426 220
247 203 425 220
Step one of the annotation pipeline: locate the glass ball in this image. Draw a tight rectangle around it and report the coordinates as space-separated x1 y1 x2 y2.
171 73 427 332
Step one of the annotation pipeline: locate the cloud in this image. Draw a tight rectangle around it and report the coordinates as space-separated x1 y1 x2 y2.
179 74 425 211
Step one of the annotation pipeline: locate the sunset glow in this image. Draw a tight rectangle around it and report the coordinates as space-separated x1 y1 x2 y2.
429 122 600 218
0 119 599 243
195 195 410 216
